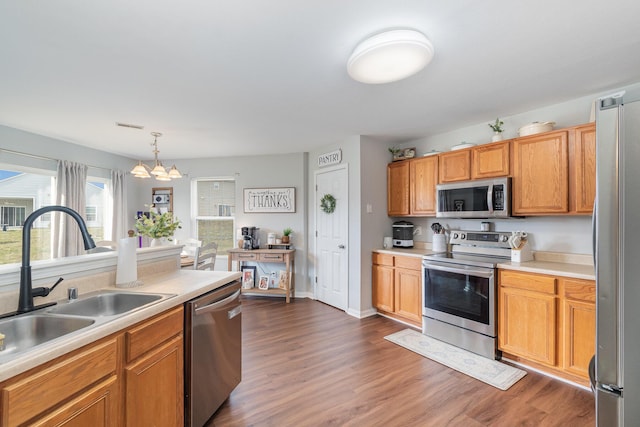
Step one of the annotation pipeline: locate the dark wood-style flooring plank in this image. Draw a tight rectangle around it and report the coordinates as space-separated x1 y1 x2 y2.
210 297 595 426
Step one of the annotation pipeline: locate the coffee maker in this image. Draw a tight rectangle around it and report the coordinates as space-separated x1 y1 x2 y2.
241 227 260 250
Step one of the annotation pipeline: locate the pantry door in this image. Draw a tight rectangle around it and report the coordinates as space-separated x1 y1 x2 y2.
315 165 348 310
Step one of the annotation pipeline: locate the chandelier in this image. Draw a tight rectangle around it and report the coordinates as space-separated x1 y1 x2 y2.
130 132 182 181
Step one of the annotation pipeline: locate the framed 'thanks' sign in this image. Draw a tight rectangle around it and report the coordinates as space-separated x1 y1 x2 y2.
243 187 296 213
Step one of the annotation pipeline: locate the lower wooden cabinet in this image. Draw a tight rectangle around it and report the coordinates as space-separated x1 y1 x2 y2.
562 278 596 378
498 270 595 384
124 306 184 427
0 306 184 427
498 274 557 366
372 252 422 327
31 377 119 427
125 336 184 426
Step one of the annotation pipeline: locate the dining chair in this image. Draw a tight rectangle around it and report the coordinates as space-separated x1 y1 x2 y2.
181 238 202 257
193 242 218 271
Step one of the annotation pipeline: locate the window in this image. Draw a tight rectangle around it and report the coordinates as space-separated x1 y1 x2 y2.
193 178 235 255
0 168 109 265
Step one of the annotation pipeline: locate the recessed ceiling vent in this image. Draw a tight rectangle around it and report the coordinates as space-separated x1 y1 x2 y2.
116 122 144 129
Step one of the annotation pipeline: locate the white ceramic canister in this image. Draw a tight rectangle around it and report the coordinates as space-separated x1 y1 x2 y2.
432 234 448 253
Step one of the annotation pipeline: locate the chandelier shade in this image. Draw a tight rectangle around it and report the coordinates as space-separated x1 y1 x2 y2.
131 132 182 181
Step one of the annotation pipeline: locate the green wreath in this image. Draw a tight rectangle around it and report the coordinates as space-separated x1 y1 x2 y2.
320 194 336 214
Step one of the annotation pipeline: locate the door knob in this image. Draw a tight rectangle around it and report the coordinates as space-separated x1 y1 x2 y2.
338 244 345 249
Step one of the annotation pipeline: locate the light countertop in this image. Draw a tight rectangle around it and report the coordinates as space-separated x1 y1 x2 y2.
373 248 595 281
0 269 241 382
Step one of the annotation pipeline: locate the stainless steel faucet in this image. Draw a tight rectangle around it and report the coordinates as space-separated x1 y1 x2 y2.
17 206 96 314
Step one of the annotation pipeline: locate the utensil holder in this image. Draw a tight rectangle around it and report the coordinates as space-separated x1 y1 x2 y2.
432 234 448 253
511 241 533 263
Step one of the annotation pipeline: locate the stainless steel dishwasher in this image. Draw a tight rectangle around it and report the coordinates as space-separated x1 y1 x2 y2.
185 280 242 427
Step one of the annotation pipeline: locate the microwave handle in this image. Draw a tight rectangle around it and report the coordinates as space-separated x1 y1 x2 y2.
487 184 494 213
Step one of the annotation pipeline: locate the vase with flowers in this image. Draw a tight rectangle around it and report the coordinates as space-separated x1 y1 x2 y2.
135 211 181 246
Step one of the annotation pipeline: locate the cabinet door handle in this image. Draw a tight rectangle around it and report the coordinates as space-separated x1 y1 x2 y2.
338 244 345 249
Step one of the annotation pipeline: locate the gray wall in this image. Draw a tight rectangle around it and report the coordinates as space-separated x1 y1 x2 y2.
133 152 310 293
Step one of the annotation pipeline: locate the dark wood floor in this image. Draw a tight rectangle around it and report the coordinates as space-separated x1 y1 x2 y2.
210 297 595 426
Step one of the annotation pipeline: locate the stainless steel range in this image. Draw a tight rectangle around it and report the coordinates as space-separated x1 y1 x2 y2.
422 230 512 360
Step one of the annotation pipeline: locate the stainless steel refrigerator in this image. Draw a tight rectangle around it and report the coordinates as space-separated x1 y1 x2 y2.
591 88 640 425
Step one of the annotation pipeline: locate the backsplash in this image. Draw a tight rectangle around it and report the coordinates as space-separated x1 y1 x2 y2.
407 216 592 255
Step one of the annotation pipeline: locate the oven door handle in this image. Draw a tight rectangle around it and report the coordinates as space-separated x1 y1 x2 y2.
423 263 494 278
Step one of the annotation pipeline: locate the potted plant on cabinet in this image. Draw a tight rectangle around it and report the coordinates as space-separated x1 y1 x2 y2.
488 118 505 141
282 228 292 244
135 211 182 246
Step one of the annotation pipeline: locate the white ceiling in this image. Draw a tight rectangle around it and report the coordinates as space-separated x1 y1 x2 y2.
2 1 640 160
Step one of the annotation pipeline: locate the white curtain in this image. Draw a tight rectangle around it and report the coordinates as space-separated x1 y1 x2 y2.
53 160 88 257
109 169 128 240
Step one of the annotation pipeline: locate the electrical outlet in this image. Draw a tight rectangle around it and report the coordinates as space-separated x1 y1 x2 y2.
414 226 422 235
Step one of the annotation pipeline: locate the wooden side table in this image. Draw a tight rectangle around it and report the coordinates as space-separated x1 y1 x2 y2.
227 248 295 303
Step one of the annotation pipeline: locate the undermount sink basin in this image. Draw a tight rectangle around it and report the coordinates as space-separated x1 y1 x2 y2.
0 315 94 359
48 292 165 317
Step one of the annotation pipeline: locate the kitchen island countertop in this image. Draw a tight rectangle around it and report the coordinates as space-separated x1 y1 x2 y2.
0 269 241 382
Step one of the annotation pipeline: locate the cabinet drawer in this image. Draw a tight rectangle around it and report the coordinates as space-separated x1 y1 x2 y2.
235 252 258 261
372 252 394 267
259 253 284 262
394 256 422 271
499 270 556 294
1 338 117 426
563 278 596 303
126 306 183 362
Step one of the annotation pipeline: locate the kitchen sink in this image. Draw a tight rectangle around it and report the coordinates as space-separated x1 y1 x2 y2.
0 315 94 359
47 291 167 317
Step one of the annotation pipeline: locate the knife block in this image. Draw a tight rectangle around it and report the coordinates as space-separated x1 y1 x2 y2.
511 241 533 263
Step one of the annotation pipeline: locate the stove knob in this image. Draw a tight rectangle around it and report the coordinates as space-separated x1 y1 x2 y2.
501 235 509 242
460 233 466 240
452 233 459 239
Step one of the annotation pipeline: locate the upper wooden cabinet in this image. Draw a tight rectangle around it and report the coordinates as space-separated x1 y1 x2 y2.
512 130 570 215
387 156 438 217
410 155 438 215
438 150 471 183
570 123 596 214
472 140 510 179
439 140 510 183
387 161 410 216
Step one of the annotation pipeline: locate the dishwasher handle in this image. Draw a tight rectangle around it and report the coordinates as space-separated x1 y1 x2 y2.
194 289 241 316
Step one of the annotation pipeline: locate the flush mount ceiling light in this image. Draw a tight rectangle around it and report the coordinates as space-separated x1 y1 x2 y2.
347 29 434 84
130 132 182 181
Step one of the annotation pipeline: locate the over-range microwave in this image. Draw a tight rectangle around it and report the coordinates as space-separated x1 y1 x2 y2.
436 177 511 218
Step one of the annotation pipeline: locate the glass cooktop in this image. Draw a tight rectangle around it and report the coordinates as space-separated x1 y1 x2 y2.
423 251 510 269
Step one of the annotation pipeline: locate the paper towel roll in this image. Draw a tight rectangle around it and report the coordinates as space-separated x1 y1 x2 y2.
116 237 139 287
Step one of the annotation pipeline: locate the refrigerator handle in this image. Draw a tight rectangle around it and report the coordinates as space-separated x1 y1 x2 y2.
592 200 596 266
589 355 596 392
